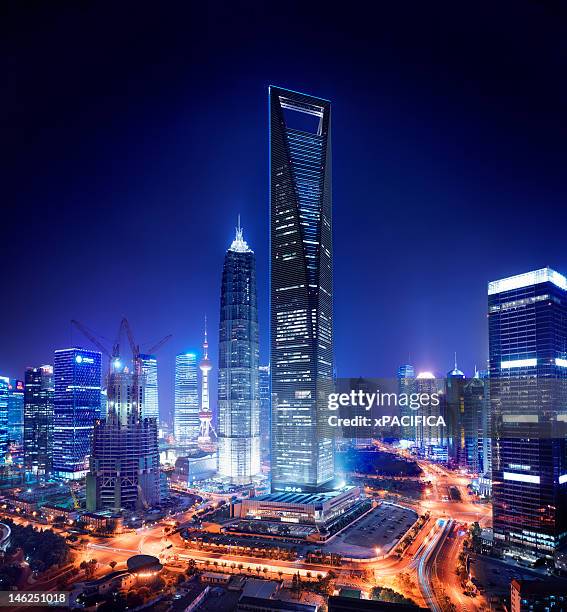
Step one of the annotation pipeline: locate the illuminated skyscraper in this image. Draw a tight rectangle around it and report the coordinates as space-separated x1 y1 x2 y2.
0 377 9 466
23 365 54 476
446 357 465 467
139 353 159 421
415 372 446 462
489 267 567 559
52 348 101 480
87 359 159 512
397 364 416 443
174 352 199 446
269 86 334 492
258 365 271 468
217 222 260 483
6 378 24 464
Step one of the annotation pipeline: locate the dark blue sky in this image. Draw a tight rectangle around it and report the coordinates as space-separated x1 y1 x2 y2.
3 2 567 420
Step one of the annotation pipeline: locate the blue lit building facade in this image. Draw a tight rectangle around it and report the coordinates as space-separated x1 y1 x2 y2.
0 378 9 466
23 365 54 476
217 224 260 484
52 348 102 480
259 365 271 469
397 364 416 443
489 268 567 560
174 352 199 446
269 86 334 492
139 353 159 421
6 378 24 464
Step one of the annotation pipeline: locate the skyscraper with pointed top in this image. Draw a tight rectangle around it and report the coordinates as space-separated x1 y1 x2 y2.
217 219 260 484
269 86 334 492
198 317 214 449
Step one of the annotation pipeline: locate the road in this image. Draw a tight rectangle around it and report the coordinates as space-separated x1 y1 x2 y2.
3 448 493 610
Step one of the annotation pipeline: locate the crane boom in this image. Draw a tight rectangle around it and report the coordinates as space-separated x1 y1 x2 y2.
147 334 173 355
71 320 111 358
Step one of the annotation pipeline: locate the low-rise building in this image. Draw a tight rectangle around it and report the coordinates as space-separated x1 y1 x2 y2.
171 453 217 488
231 486 361 527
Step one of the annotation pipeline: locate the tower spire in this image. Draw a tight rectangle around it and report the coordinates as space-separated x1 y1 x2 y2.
230 215 252 253
203 315 208 359
454 351 458 370
198 314 214 449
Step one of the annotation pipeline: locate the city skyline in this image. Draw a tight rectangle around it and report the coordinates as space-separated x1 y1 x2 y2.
2 3 567 606
4 3 567 419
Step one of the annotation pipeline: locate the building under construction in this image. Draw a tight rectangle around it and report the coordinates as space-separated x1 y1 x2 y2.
84 319 163 513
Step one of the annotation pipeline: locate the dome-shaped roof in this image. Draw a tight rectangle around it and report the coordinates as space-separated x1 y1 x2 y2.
416 371 435 380
448 367 465 377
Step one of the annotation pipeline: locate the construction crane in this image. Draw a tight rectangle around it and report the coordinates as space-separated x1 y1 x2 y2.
121 318 171 420
71 319 123 365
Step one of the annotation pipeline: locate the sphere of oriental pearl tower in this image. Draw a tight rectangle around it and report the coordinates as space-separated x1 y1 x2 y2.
198 316 214 449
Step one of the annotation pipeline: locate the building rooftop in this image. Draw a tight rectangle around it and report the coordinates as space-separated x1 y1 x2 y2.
511 578 567 596
253 486 356 507
127 554 162 574
488 267 567 295
241 578 281 599
237 596 316 612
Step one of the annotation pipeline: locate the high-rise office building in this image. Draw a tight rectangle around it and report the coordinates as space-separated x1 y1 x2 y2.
23 365 54 476
489 267 567 559
446 358 465 467
6 378 24 464
87 359 159 512
415 372 447 462
100 388 108 421
258 365 271 469
139 353 159 421
174 352 199 446
397 364 416 443
459 372 487 474
0 378 9 466
52 348 101 480
269 86 334 492
217 222 260 484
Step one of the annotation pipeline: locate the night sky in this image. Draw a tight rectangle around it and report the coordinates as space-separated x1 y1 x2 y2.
3 2 567 421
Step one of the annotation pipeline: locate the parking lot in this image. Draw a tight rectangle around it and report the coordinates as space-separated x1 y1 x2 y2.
324 502 418 559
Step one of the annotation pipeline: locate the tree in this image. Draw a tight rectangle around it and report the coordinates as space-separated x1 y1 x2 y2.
126 591 144 608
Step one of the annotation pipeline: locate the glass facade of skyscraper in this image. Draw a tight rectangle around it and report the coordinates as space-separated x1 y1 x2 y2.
217 225 260 484
489 267 567 559
0 377 9 467
397 364 416 443
259 364 271 469
6 378 24 464
139 353 159 421
23 365 54 476
174 353 199 446
269 86 334 492
52 348 102 480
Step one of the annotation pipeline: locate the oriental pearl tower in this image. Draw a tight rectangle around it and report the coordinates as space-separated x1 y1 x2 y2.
198 316 215 450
